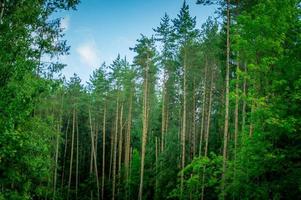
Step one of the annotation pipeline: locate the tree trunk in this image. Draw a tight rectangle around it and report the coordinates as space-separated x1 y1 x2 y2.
222 0 231 198
109 121 115 181
112 98 119 200
125 87 133 180
242 62 247 132
201 65 214 200
53 92 63 199
117 103 124 196
180 48 187 200
61 116 70 190
89 109 100 200
67 107 75 200
234 52 240 179
53 115 61 200
0 1 5 24
192 78 196 158
138 55 150 200
102 106 106 200
199 64 207 156
161 69 167 152
76 113 79 200
155 137 159 199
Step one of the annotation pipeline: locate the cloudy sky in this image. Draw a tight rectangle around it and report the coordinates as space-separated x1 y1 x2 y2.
58 0 216 83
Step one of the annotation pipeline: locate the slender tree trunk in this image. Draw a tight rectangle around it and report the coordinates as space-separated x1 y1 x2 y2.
109 122 115 181
90 113 94 200
67 107 76 200
61 116 70 189
95 122 99 165
117 103 124 196
102 106 106 200
201 66 214 200
221 0 231 198
161 69 167 152
234 52 240 180
112 98 119 200
249 103 254 138
0 1 5 24
53 92 63 200
242 62 247 132
199 64 207 156
53 116 61 200
76 113 79 200
234 1 240 181
89 109 100 200
128 147 133 200
192 78 196 158
138 56 150 200
155 137 159 199
180 48 187 200
125 87 133 180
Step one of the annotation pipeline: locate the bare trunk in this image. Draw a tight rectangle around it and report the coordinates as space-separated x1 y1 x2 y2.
221 0 231 198
201 66 214 200
138 56 150 200
0 1 5 24
242 62 247 132
67 108 75 200
109 122 115 181
117 103 124 196
112 98 119 200
180 48 187 199
76 113 79 200
155 137 159 199
53 116 61 199
249 103 254 138
89 109 100 200
125 87 133 180
61 116 70 189
199 64 207 156
234 52 240 179
102 106 106 200
161 69 167 152
192 78 196 158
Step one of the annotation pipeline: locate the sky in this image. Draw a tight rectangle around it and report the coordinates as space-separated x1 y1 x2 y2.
57 0 217 83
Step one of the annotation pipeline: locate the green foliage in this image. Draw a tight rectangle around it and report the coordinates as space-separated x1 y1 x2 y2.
169 153 222 200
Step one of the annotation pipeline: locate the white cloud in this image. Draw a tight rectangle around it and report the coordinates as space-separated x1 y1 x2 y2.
76 41 100 68
60 16 70 31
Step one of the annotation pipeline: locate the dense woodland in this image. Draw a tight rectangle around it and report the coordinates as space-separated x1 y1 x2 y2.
0 0 301 199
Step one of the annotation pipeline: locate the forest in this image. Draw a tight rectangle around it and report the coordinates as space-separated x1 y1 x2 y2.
0 0 300 200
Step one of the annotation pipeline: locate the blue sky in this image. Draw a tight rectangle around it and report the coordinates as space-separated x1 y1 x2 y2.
58 0 217 83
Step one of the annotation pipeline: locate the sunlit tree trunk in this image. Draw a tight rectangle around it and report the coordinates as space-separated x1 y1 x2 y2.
61 116 70 190
125 87 133 180
222 0 231 198
117 103 124 196
180 48 187 200
192 78 196 158
101 105 106 200
138 55 150 200
0 1 5 24
241 62 247 132
201 66 214 200
155 137 159 199
53 94 63 200
234 52 240 182
199 64 207 156
76 113 79 200
109 122 115 181
112 97 119 200
89 109 100 200
161 70 167 152
67 107 75 200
